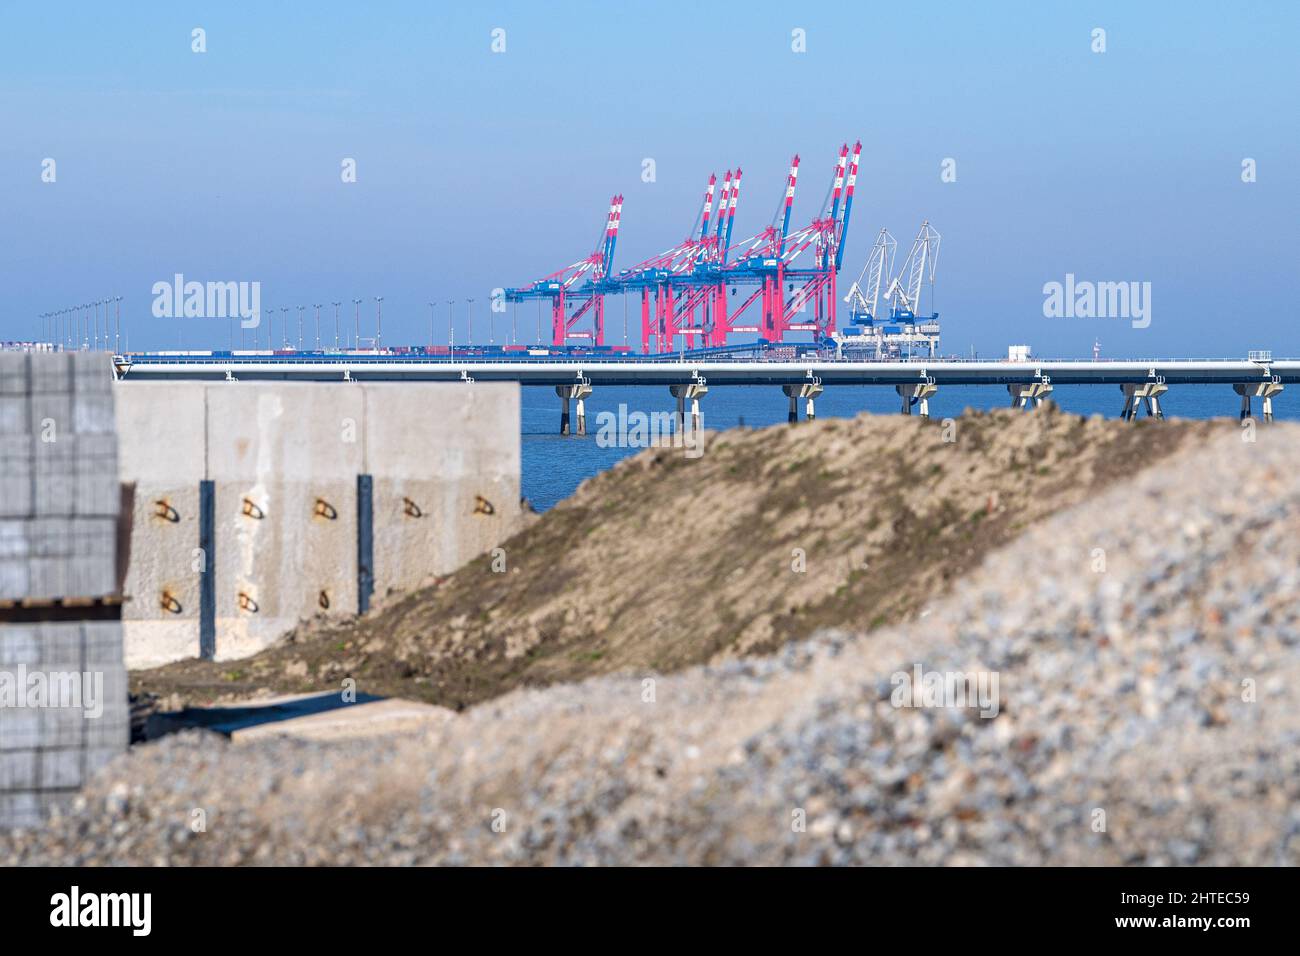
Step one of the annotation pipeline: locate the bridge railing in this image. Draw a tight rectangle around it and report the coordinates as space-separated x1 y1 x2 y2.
120 353 1295 366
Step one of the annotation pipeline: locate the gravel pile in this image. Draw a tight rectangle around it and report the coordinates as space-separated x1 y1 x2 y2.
5 420 1299 865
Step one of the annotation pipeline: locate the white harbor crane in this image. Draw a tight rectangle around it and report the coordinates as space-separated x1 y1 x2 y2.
884 220 941 320
834 221 942 360
843 227 897 324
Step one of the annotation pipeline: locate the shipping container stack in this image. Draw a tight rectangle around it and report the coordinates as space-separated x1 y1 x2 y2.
0 352 128 828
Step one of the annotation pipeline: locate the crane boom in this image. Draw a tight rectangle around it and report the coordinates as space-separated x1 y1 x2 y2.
886 221 941 317
844 227 896 321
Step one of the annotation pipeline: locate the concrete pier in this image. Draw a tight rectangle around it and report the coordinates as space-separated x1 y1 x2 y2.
1234 381 1283 422
556 383 592 436
669 382 708 432
897 381 938 417
782 382 822 422
1120 382 1168 420
1008 381 1053 410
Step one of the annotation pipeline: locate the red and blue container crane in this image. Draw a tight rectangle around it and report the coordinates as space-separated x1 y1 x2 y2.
504 140 858 354
504 194 622 346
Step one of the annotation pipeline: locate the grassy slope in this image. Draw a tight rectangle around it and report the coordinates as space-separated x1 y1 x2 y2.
132 406 1216 710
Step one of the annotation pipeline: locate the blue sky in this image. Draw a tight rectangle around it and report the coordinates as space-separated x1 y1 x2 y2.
2 1 1297 357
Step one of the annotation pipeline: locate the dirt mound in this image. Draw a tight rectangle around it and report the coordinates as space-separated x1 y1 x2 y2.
13 420 1299 865
132 406 1217 710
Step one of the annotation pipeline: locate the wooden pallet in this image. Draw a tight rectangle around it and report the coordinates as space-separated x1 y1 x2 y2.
0 594 124 622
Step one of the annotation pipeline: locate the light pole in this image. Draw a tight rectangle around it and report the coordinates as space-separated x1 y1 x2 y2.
114 297 122 354
446 299 454 361
296 305 305 350
280 308 289 349
331 302 341 350
427 302 434 350
467 298 475 346
312 304 321 350
374 296 383 352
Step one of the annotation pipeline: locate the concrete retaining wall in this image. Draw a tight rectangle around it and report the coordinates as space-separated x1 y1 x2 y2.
116 381 520 668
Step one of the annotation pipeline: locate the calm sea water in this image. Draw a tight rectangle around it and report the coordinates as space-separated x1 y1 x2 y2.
521 383 1293 511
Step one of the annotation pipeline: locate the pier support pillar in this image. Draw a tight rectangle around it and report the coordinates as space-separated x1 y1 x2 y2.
556 383 593 436
1233 382 1283 422
805 382 824 421
897 382 939 417
669 382 708 434
782 382 823 423
1120 382 1168 421
1007 381 1053 410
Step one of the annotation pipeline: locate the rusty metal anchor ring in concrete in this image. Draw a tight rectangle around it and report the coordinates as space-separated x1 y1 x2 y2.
153 500 180 523
314 498 338 520
474 495 495 516
318 590 330 609
160 590 182 614
238 591 259 613
403 497 423 518
241 498 265 520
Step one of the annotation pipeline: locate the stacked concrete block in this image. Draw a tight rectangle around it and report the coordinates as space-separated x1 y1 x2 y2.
116 381 521 668
0 353 119 603
0 354 34 523
0 622 129 827
0 352 128 828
